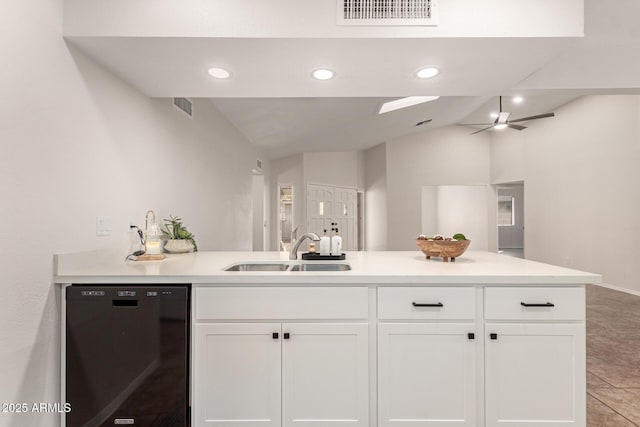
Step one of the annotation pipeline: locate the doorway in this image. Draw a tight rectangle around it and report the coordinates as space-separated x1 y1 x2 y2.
277 185 294 252
496 182 524 258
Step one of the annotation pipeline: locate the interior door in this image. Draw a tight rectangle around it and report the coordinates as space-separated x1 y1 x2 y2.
307 184 334 237
333 187 357 251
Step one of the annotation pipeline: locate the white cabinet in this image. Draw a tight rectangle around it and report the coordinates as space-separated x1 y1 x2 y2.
194 322 369 427
282 323 369 426
378 323 477 427
193 286 370 427
193 284 586 427
484 287 586 427
484 324 585 427
377 287 478 427
194 323 282 427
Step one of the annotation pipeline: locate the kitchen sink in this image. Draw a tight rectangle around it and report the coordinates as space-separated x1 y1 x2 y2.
290 263 351 272
224 262 291 272
223 262 351 272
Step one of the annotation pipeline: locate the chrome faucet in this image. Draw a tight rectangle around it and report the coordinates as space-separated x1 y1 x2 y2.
289 232 321 260
291 225 301 245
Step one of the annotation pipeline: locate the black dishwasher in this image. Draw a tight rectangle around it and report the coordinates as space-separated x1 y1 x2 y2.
65 285 190 427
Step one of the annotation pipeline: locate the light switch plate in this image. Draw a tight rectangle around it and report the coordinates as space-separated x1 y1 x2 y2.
96 216 112 236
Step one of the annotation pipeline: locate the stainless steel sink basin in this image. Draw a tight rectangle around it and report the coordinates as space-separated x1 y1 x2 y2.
290 263 351 272
223 261 351 272
224 262 291 272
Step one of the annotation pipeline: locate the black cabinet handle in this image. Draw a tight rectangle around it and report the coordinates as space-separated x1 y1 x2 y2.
273 332 279 340
490 333 498 340
412 302 444 307
521 302 555 307
283 333 290 340
468 333 475 340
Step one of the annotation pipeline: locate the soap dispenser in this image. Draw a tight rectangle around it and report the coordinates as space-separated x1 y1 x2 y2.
319 229 330 256
331 228 342 255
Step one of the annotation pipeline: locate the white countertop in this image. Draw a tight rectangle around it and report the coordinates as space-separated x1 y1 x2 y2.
53 250 602 285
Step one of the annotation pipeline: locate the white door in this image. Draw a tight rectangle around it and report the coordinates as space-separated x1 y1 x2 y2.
333 187 357 251
378 323 477 427
194 323 282 427
307 184 334 237
281 323 369 427
485 323 586 427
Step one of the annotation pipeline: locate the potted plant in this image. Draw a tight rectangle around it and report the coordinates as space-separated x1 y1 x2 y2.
161 215 198 253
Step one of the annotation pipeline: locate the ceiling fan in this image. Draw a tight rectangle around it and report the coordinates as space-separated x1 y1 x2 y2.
462 96 555 135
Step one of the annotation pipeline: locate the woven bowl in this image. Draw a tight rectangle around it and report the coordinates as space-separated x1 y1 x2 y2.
416 239 470 262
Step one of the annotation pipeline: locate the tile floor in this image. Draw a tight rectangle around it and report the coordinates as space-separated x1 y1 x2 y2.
587 285 640 426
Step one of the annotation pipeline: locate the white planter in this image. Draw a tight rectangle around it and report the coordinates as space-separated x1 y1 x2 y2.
164 239 195 253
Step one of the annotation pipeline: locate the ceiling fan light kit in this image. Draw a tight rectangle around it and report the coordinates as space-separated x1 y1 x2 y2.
462 96 555 135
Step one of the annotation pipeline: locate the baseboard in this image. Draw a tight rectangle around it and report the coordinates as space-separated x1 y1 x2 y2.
595 282 640 297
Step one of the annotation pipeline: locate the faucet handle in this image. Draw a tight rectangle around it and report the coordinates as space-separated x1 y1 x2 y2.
291 225 301 242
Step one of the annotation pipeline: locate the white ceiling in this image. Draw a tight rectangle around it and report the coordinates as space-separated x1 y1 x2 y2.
65 0 640 159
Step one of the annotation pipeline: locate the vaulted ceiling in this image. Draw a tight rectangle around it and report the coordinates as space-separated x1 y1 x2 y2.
65 0 640 158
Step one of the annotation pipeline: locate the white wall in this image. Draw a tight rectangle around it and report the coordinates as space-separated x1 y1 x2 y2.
0 0 262 424
251 173 265 251
491 131 526 184
386 126 493 250
303 151 364 191
422 185 490 251
64 0 584 38
364 144 388 251
491 95 640 293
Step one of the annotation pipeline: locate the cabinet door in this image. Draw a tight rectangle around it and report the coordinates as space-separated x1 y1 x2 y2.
378 323 477 427
485 323 586 427
282 323 369 427
194 323 282 427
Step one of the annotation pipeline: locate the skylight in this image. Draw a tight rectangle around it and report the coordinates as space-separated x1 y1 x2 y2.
378 96 440 114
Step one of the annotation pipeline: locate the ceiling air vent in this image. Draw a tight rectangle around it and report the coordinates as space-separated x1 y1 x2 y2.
173 97 193 118
338 0 438 26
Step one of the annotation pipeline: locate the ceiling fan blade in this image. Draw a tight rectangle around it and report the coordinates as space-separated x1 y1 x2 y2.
509 112 555 123
508 124 527 131
471 125 494 135
459 122 494 126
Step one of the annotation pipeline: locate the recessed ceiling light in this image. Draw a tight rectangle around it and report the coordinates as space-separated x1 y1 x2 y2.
207 67 231 79
312 68 335 80
490 112 499 119
494 124 508 130
378 96 440 114
513 96 524 104
416 67 439 79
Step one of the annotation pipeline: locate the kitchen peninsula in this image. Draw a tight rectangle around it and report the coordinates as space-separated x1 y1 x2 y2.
55 250 601 427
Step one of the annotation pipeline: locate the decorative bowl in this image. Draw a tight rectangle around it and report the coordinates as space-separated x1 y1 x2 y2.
416 239 470 262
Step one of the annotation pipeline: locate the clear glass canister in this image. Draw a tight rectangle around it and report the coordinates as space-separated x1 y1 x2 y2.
145 210 162 255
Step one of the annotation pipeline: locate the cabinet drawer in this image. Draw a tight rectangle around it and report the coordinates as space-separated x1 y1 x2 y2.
485 287 585 321
378 287 476 320
195 286 368 320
